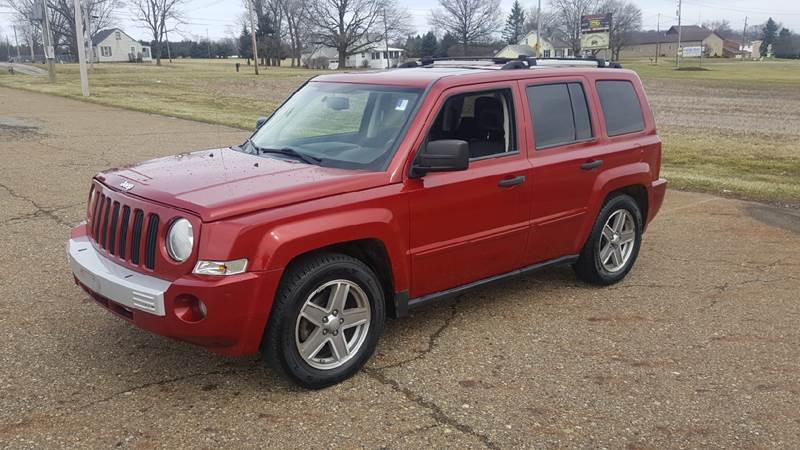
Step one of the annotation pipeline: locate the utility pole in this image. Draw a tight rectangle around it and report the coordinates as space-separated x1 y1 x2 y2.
383 8 390 69
206 28 211 59
73 0 89 96
247 0 259 74
165 28 173 63
536 0 542 57
655 13 660 65
40 0 56 81
675 0 682 68
13 25 22 59
742 16 748 46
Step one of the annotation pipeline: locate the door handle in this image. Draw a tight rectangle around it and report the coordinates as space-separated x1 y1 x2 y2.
498 175 526 188
581 160 603 171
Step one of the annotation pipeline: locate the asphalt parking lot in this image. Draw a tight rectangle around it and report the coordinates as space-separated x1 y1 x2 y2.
1 86 799 449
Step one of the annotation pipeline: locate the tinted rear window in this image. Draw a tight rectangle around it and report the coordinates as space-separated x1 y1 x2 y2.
527 82 592 149
596 80 644 136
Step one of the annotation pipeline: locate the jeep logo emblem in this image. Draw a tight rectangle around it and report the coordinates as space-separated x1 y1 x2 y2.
120 180 135 191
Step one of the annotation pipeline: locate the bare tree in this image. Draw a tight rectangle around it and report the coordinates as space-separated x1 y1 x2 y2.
702 19 734 38
6 0 118 57
524 7 558 38
306 0 409 69
129 0 186 65
429 0 502 56
549 0 597 55
281 0 309 66
594 0 640 59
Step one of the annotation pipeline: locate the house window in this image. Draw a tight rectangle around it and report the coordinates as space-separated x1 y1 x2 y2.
131 46 136 54
543 49 551 57
142 48 149 57
115 31 121 40
101 46 112 57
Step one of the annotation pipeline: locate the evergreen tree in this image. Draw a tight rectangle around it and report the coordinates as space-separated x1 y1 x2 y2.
439 32 459 56
405 35 422 58
421 32 439 57
239 25 253 59
502 0 526 45
773 28 794 58
760 17 778 56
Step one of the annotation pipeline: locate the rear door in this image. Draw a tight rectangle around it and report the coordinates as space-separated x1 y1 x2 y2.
521 76 647 264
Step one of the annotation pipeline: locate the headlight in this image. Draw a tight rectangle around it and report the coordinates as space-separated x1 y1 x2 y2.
193 259 248 276
166 218 194 262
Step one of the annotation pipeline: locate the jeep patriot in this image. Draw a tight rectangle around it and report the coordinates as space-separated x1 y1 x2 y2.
67 57 667 388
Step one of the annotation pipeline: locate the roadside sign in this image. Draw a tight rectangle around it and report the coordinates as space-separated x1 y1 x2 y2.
581 33 610 50
681 46 702 57
581 13 612 33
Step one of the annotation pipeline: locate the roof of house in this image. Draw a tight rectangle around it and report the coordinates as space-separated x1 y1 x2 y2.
627 26 719 45
666 25 715 41
91 28 148 47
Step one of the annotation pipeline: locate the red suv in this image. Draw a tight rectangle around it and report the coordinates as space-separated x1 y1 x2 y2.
67 58 667 388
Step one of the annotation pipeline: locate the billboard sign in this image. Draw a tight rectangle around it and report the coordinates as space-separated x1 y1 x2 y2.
581 13 612 33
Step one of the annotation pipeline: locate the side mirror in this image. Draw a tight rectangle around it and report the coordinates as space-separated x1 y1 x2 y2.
411 139 469 178
256 117 268 129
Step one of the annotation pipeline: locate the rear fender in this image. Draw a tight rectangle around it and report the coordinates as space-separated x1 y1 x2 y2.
577 162 652 248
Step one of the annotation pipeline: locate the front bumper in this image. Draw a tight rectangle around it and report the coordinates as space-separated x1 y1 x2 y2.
67 226 282 356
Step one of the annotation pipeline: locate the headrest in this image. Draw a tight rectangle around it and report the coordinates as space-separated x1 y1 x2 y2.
475 97 503 131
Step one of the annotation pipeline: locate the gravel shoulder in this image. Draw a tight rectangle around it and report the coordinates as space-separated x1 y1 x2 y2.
1 87 799 449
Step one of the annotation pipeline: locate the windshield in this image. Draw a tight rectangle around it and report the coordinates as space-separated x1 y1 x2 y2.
250 82 423 171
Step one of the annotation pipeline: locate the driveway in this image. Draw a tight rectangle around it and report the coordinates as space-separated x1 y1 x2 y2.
1 87 799 448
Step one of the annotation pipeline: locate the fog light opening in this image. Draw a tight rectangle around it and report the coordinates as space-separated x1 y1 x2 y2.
174 294 207 323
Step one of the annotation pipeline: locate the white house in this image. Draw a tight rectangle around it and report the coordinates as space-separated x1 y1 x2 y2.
496 31 574 59
303 43 405 70
92 28 152 63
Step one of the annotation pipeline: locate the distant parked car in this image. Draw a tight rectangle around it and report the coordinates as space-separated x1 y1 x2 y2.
67 57 666 388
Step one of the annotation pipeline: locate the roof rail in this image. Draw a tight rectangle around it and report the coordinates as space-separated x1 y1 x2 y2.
401 55 622 69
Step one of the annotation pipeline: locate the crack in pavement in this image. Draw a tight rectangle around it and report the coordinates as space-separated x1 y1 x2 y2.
72 363 265 412
0 182 75 228
364 367 500 449
374 299 460 370
364 299 501 449
2 202 83 226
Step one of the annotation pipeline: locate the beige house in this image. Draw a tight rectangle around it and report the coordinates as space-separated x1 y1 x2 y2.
617 25 724 59
496 31 574 59
91 28 152 63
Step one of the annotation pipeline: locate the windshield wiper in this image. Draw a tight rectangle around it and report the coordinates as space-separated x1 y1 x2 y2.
258 147 322 165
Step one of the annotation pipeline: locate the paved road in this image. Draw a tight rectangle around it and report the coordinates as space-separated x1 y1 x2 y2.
0 63 47 76
1 86 799 449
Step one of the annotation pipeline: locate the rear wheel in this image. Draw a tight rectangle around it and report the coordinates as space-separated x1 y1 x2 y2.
573 194 642 285
262 252 385 389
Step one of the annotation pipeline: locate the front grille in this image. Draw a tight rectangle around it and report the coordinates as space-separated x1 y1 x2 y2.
88 187 160 271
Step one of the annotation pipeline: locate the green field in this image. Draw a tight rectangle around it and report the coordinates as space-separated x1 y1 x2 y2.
1 58 798 204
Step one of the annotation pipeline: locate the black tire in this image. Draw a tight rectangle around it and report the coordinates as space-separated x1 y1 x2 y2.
573 194 643 285
262 252 385 389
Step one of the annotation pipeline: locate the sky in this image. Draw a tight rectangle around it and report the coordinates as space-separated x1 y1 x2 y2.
2 0 800 42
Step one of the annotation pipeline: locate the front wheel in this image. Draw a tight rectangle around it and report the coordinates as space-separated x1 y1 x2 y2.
573 194 643 285
262 252 385 389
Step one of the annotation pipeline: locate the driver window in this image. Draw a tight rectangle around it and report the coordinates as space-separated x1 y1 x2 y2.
427 88 517 159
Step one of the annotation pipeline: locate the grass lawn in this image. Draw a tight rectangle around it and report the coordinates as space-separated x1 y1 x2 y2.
1 57 798 204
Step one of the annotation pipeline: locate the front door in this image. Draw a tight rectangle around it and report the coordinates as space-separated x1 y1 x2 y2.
406 84 532 298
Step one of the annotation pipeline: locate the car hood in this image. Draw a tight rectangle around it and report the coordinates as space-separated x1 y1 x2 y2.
97 148 389 221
